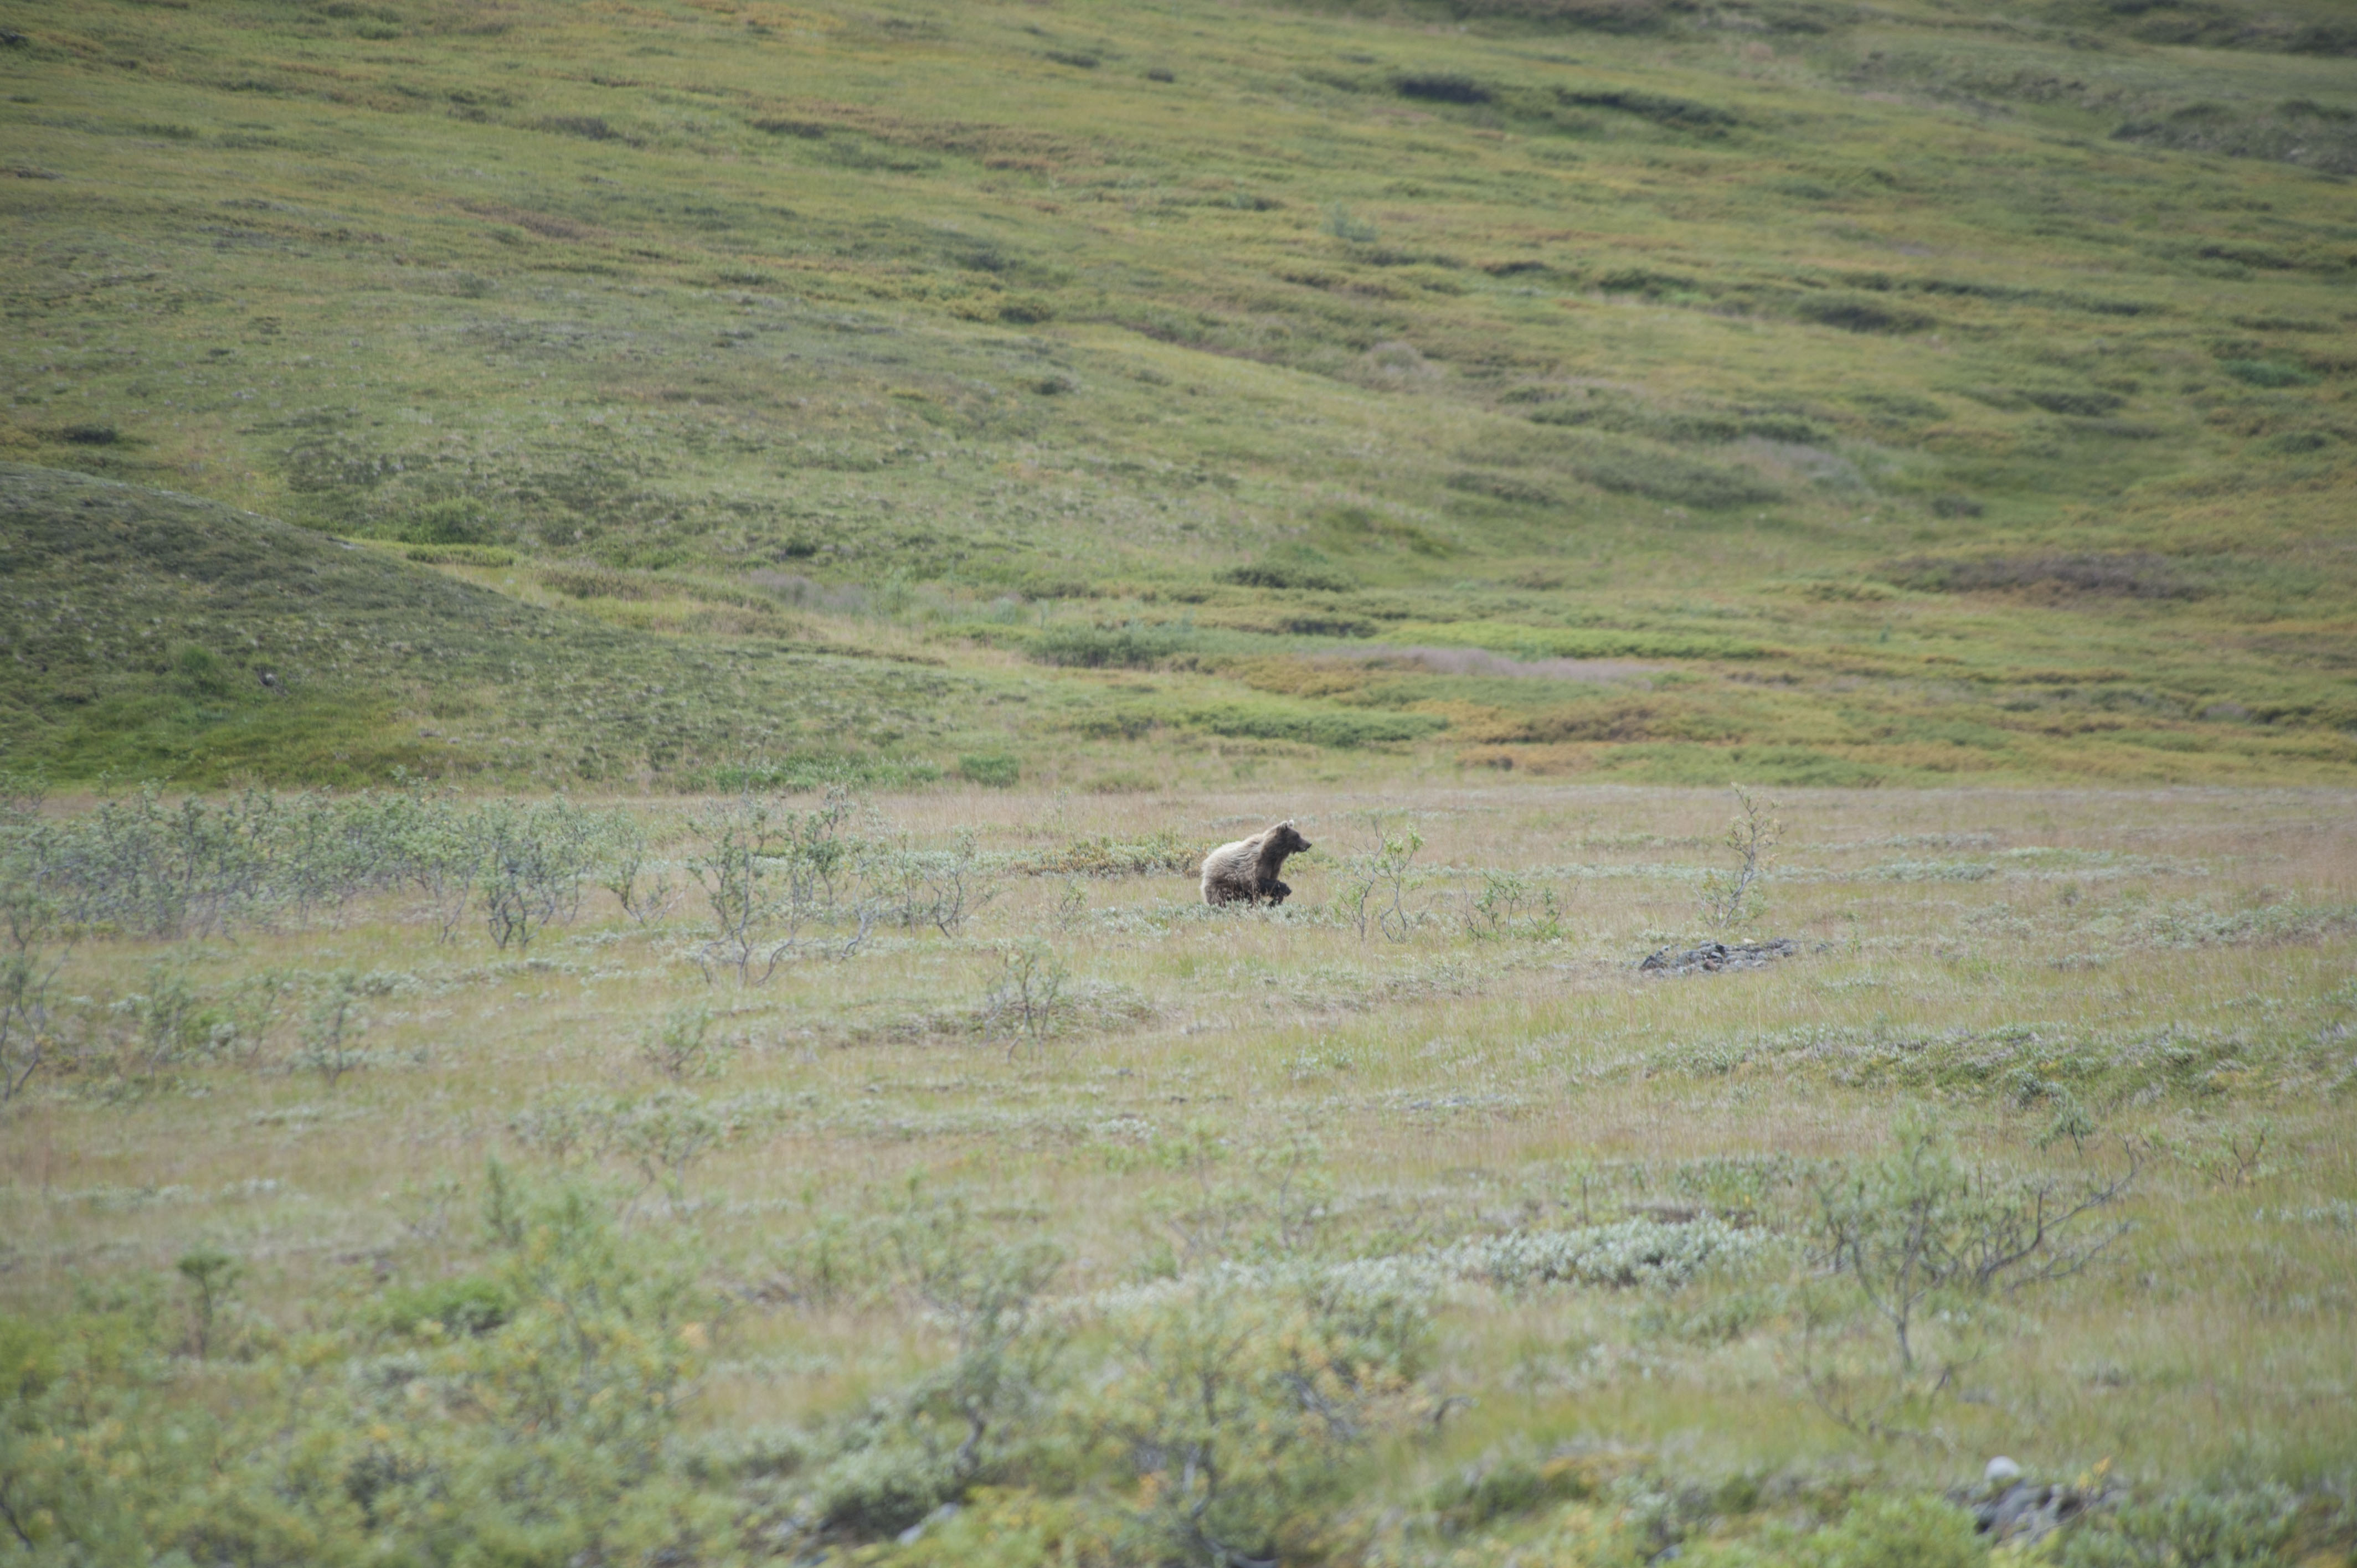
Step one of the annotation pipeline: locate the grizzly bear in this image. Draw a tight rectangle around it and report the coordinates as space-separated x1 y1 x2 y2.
1200 820 1312 907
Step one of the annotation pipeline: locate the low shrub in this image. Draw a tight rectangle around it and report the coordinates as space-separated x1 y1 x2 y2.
2051 1482 2297 1568
0 1173 723 1566
1396 73 1491 104
1030 622 1191 668
1530 398 1830 446
398 497 493 546
2019 387 2128 417
172 642 234 698
698 755 943 791
959 752 1022 787
1685 1494 1985 1568
1181 701 1447 748
1446 470 1562 506
1792 293 1938 333
807 1437 961 1536
1026 830 1196 877
402 542 517 566
1543 431 1783 507
1094 1275 1433 1566
1446 1216 1768 1290
1427 1450 1607 1533
640 1003 733 1082
536 114 627 142
541 563 658 600
1881 554 2202 599
376 1275 516 1338
1217 550 1356 592
2219 359 2318 388
1559 85 1735 128
1443 0 1698 35
884 1487 1113 1566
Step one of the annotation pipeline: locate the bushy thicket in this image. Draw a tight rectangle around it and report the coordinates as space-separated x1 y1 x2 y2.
0 781 620 944
0 1174 1444 1567
0 783 632 1102
0 783 1045 1101
0 1169 724 1567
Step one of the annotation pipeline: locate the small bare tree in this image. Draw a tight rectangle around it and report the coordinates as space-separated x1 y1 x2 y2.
1699 783 1782 933
479 798 598 954
602 816 680 926
867 829 996 936
983 941 1067 1058
296 969 369 1087
1792 1115 2137 1440
0 881 64 1105
640 1002 734 1082
1464 869 1562 941
221 969 295 1069
889 1188 1068 1484
686 792 869 984
409 802 487 945
176 1244 243 1361
1340 817 1423 943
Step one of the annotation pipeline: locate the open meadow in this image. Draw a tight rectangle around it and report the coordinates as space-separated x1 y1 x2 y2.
3 0 2355 1560
2 779 2352 1563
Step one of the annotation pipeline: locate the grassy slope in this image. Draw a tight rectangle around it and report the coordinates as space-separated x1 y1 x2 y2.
0 463 1015 786
1 0 2353 787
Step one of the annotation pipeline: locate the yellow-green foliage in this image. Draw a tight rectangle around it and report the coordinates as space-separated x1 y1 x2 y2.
0 1172 725 1567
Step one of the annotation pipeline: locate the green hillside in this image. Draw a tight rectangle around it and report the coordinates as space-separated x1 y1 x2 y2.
0 463 989 786
2 0 2353 786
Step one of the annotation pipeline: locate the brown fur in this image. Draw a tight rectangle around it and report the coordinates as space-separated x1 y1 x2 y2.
1200 821 1312 907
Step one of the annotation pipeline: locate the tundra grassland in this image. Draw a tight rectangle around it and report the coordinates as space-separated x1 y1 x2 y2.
3 0 2355 788
2 781 2353 1564
4 0 2357 1560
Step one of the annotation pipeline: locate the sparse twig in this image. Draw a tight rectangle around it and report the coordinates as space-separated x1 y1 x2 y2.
984 941 1067 1058
1340 816 1422 943
1699 783 1782 933
296 969 368 1086
1793 1116 2137 1439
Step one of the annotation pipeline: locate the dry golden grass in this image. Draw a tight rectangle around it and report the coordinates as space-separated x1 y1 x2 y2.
4 781 2351 1529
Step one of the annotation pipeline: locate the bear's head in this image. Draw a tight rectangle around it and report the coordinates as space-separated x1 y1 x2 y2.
1267 821 1311 856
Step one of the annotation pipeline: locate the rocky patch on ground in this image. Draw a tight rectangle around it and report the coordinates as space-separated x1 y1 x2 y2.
1638 938 1799 974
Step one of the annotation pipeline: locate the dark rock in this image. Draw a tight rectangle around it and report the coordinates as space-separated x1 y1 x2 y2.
1963 1479 2109 1547
1991 1482 2041 1536
1638 937 1798 974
